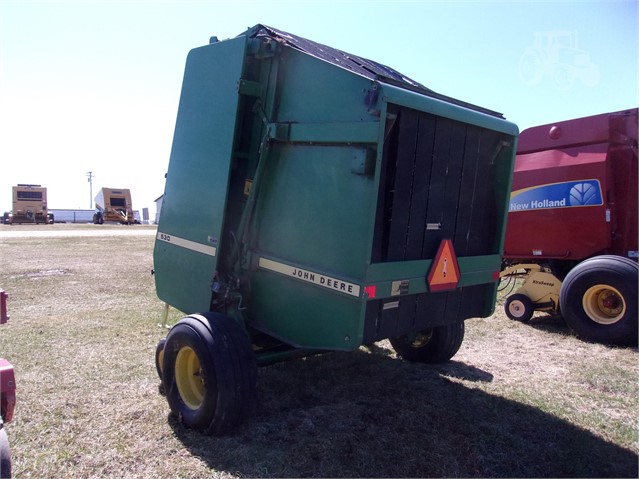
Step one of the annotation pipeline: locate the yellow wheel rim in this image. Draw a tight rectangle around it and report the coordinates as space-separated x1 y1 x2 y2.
174 346 205 410
582 284 626 325
409 330 434 348
157 349 164 374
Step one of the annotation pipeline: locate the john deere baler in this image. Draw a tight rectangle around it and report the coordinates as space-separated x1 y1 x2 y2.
153 24 518 435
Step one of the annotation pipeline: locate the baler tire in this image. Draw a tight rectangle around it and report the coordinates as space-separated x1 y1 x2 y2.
505 294 535 322
195 312 258 436
560 255 638 346
162 313 257 436
390 322 464 364
155 338 166 380
0 426 11 479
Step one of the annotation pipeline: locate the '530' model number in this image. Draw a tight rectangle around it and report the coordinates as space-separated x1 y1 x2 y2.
156 231 217 257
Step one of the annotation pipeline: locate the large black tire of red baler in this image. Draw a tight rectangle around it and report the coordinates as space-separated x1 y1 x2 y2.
560 255 638 346
390 322 465 363
161 313 257 436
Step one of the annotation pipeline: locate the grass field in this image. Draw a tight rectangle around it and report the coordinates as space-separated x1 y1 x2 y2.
0 224 637 478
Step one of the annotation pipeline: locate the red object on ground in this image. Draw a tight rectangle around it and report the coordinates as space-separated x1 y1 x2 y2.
0 360 15 423
0 290 7 325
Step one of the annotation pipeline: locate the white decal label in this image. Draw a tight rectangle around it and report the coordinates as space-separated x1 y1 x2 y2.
157 232 217 257
259 257 361 297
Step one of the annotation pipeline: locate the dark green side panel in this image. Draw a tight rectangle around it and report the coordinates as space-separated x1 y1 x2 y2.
154 38 247 314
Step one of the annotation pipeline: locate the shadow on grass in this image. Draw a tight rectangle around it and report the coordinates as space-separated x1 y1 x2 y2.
526 312 575 337
522 313 638 349
169 349 638 478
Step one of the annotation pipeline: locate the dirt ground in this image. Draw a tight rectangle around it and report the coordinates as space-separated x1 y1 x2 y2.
0 224 637 478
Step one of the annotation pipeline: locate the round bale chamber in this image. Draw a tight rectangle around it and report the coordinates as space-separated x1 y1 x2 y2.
154 24 518 362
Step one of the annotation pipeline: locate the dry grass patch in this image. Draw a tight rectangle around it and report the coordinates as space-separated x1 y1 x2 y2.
0 224 637 477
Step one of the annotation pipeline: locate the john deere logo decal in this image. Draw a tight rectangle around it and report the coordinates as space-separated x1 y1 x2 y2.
510 179 603 212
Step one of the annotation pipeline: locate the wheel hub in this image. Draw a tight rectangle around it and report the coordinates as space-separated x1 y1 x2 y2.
409 330 434 348
508 300 525 318
583 284 626 325
601 294 621 310
174 346 205 410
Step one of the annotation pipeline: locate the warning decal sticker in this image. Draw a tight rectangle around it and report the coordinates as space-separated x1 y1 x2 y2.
427 239 460 292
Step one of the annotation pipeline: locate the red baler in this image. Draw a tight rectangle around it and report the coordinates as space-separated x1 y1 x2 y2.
501 108 637 345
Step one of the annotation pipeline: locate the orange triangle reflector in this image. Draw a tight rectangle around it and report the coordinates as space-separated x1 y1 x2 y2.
427 239 460 292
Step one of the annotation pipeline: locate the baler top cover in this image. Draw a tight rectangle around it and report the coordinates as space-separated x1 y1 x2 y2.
245 25 505 118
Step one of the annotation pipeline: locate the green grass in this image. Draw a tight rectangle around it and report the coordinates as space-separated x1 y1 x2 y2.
0 224 637 477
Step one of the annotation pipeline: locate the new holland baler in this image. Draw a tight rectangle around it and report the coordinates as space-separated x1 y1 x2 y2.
501 108 638 345
153 25 518 435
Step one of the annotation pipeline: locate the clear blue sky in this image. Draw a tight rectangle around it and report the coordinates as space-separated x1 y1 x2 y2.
0 0 636 214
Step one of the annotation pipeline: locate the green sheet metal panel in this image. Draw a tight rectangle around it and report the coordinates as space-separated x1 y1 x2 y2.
274 47 379 123
249 265 364 350
246 142 376 350
254 144 376 278
154 37 247 314
241 47 382 349
379 83 518 136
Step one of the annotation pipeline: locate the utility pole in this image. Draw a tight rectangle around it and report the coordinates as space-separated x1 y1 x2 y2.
87 171 95 209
